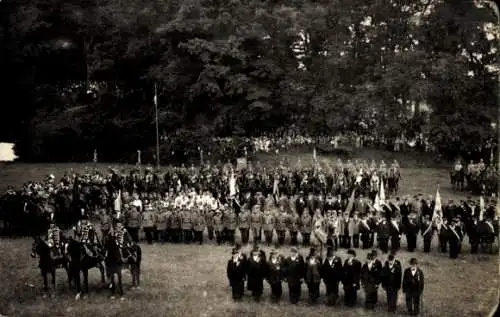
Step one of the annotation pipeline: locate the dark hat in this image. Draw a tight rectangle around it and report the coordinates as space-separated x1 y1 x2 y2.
232 248 238 255
290 247 298 253
367 253 375 260
309 247 316 255
388 254 395 261
410 258 418 265
234 244 241 251
347 249 356 256
371 249 379 257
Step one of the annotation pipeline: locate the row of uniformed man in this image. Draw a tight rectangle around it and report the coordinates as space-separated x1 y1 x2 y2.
99 194 497 259
227 246 425 315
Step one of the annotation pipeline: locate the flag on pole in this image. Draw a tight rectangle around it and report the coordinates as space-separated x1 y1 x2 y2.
344 188 356 215
229 168 237 197
432 185 442 221
373 192 381 211
153 88 158 107
479 195 485 221
379 178 386 204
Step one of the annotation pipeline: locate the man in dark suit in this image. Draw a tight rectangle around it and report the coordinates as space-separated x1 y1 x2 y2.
402 258 424 315
382 253 402 312
321 246 343 306
284 247 305 304
405 213 419 252
305 247 322 304
246 245 267 302
226 246 247 301
361 252 382 310
266 249 284 302
342 249 361 307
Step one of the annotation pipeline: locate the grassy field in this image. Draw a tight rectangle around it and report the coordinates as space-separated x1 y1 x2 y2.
0 149 498 317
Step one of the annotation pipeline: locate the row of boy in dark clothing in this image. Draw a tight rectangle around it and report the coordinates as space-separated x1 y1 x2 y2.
227 246 425 315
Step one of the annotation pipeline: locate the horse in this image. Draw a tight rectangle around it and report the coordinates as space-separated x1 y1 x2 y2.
104 234 142 291
102 234 126 299
64 237 107 299
31 236 71 297
386 167 400 196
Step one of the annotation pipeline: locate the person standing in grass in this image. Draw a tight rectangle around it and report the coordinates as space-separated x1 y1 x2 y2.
402 258 424 316
227 245 247 301
382 253 402 313
342 249 361 307
284 247 305 304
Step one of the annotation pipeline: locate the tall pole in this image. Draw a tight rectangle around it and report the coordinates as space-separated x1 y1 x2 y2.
154 82 160 170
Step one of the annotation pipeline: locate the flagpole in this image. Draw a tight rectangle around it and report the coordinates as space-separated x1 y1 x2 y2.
154 82 160 170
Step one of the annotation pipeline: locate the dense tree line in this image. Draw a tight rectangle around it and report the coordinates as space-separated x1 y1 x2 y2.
0 0 497 162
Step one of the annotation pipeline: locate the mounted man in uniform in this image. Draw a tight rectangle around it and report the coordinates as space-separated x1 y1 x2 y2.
74 215 100 258
47 219 64 261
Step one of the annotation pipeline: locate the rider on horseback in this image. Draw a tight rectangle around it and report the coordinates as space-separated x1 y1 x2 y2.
47 220 63 260
75 215 100 258
113 220 136 261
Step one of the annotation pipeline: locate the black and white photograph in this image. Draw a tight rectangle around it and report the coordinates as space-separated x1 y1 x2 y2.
0 0 498 317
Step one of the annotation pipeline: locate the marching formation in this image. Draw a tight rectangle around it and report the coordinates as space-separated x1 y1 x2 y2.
227 245 425 315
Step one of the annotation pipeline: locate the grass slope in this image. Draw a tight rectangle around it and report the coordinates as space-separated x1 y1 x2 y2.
0 150 497 317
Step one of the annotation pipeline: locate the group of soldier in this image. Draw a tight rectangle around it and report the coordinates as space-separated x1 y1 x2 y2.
93 187 498 262
2 158 498 264
227 245 425 315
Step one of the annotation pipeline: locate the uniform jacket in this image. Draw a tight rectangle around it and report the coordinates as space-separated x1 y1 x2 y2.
126 210 141 228
224 211 237 230
238 210 251 229
250 211 263 230
300 213 312 233
263 213 274 231
213 212 224 231
181 211 193 230
193 212 206 231
142 212 157 231
155 212 168 230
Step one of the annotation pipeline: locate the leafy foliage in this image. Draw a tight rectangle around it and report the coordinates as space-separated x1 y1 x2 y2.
0 0 497 162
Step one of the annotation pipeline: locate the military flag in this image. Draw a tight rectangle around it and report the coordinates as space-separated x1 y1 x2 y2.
229 168 238 197
432 185 442 221
479 195 485 221
379 178 386 205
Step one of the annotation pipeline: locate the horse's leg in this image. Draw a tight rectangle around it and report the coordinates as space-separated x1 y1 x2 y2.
50 269 56 297
83 269 89 295
110 270 116 298
99 261 106 286
117 268 124 298
136 263 141 288
41 271 48 297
